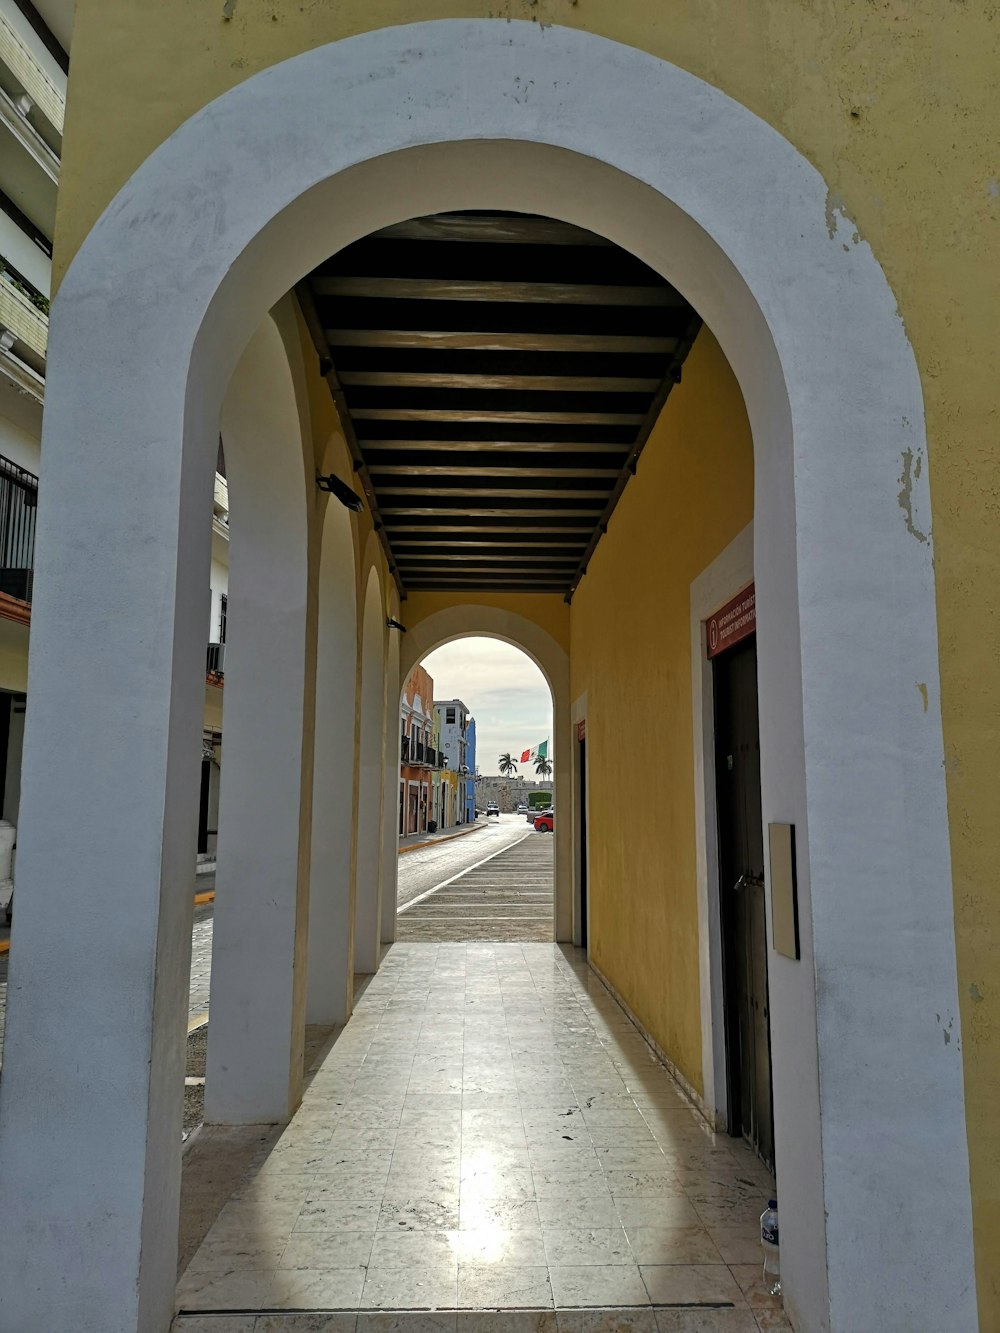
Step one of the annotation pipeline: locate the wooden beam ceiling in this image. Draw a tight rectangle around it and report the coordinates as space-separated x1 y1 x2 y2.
300 212 701 599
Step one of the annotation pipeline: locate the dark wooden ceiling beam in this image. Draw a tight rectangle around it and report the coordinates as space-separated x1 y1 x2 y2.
391 538 588 549
361 439 629 454
372 464 620 479
379 505 605 518
352 408 644 426
374 485 612 499
340 371 662 392
315 276 681 306
367 214 610 246
383 522 595 535
328 329 677 354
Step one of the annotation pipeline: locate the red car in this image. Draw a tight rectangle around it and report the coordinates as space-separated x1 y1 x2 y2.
533 811 554 832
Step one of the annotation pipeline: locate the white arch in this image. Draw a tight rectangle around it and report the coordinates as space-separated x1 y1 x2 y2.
204 313 312 1126
355 564 387 973
0 22 973 1332
401 605 571 941
306 492 358 1023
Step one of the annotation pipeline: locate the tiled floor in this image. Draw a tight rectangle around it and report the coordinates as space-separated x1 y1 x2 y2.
175 944 787 1332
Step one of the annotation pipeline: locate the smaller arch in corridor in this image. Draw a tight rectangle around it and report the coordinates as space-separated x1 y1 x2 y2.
306 480 359 1023
399 602 572 942
354 560 388 974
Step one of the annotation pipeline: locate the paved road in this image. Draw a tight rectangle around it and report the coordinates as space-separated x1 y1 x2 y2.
0 816 550 1060
395 814 534 910
397 823 553 941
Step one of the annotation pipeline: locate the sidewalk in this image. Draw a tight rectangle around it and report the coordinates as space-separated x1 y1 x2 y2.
398 815 488 855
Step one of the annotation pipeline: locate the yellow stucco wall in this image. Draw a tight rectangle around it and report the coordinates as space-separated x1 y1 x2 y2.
404 591 570 657
571 329 753 1097
54 2 999 1315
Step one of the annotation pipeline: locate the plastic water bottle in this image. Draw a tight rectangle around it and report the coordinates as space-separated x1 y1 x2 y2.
760 1199 781 1297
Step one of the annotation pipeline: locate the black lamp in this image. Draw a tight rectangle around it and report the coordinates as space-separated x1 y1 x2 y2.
316 473 364 512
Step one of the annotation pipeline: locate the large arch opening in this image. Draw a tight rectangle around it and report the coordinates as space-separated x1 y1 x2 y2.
0 22 974 1333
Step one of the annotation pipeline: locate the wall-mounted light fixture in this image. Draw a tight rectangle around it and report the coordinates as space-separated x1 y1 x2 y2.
386 617 406 633
316 473 364 512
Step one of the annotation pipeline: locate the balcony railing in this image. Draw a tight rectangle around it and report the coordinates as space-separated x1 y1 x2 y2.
0 453 37 605
206 642 225 682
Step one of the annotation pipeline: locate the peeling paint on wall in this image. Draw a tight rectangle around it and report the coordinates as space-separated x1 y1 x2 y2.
898 448 929 544
916 682 928 712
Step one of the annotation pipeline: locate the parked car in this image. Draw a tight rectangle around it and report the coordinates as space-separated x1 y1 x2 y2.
533 811 554 833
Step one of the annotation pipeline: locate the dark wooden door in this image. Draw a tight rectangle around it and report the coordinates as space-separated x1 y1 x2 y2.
713 635 774 1168
578 735 588 951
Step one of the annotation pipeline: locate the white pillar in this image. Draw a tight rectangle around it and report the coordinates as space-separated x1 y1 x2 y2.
354 568 386 974
204 320 312 1124
0 331 213 1330
380 626 401 944
306 497 357 1024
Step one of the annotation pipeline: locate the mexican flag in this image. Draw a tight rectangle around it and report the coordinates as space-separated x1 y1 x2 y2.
520 740 549 763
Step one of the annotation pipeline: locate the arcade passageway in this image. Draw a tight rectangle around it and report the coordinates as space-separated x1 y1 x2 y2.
176 943 781 1329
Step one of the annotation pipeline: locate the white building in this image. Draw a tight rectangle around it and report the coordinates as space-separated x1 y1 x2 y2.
434 699 469 783
0 1 230 905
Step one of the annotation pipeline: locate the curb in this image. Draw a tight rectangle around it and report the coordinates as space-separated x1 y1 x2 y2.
1 889 217 955
398 823 487 856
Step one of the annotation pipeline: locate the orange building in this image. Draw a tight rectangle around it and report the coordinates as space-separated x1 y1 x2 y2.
398 664 436 836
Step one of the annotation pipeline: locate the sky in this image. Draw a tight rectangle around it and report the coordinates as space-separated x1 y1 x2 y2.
420 637 552 777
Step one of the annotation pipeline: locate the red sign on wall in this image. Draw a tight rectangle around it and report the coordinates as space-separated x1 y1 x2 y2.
576 720 587 742
706 582 756 659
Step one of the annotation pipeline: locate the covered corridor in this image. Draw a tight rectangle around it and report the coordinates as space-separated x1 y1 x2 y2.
176 942 779 1328
0 14 987 1333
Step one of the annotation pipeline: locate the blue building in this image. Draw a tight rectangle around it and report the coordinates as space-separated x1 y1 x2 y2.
464 717 477 822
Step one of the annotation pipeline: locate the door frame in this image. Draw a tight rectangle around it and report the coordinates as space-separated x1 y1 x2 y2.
571 690 590 950
690 522 755 1130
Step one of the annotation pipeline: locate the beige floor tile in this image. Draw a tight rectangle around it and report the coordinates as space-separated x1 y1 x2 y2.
449 1228 547 1265
548 1263 649 1308
728 1264 785 1311
357 1314 457 1333
266 1267 367 1310
256 1316 358 1333
639 1264 745 1306
751 1312 793 1331
457 1262 553 1309
456 1312 556 1333
459 1197 542 1232
541 1227 632 1266
361 1264 459 1310
556 1310 657 1333
294 1199 382 1233
623 1226 723 1266
175 1267 275 1312
370 1230 459 1268
653 1311 758 1333
279 1231 375 1270
707 1226 761 1266
378 1197 462 1232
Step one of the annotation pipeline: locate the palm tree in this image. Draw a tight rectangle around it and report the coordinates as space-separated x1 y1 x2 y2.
498 752 518 776
534 755 553 778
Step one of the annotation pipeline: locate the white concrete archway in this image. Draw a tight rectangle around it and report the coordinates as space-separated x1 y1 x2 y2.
306 492 358 1024
204 313 312 1125
400 605 571 942
354 564 387 974
0 21 974 1331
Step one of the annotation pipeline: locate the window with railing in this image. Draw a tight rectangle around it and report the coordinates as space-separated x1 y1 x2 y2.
0 452 37 604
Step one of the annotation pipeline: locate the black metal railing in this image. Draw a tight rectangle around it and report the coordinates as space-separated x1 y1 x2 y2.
206 642 225 677
0 453 37 604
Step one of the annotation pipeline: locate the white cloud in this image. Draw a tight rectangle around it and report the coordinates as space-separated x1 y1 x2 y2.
420 637 552 777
